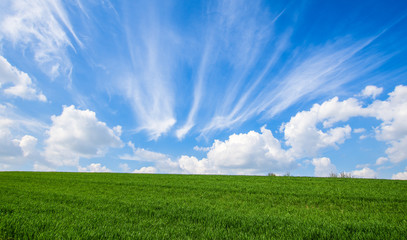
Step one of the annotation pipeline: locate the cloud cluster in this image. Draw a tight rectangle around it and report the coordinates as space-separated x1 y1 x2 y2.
134 85 407 177
368 86 407 163
0 104 41 170
45 105 123 167
0 56 46 101
392 168 407 180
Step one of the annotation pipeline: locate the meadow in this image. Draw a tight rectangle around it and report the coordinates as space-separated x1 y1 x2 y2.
0 172 406 239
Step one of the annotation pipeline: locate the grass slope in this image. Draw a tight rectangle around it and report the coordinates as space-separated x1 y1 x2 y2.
0 172 406 239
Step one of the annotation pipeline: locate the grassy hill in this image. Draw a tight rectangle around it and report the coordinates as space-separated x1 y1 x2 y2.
0 172 406 239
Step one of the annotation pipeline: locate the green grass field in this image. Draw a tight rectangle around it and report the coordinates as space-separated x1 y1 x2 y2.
0 172 406 239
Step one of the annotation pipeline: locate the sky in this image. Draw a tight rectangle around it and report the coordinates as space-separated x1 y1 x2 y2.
1 0 407 179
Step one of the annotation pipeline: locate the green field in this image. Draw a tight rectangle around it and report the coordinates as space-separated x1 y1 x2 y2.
0 172 406 239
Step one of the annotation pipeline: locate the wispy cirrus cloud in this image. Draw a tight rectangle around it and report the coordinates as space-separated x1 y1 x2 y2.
119 1 179 140
177 0 288 138
0 0 81 79
202 30 394 135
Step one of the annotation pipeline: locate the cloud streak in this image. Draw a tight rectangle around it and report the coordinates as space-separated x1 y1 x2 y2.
119 1 179 140
0 0 81 79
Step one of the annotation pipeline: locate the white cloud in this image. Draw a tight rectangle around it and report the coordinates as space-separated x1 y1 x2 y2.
45 105 123 166
355 163 370 169
193 146 211 152
132 166 157 174
118 85 407 177
361 85 383 99
203 33 387 135
119 163 130 172
178 155 210 174
312 157 337 177
0 115 38 164
119 141 168 162
376 157 389 165
392 171 407 180
173 126 295 175
282 98 356 158
78 163 111 172
18 135 38 157
349 167 377 178
368 85 407 163
353 128 365 133
0 103 45 169
33 162 55 172
0 56 46 101
0 118 23 160
0 0 81 78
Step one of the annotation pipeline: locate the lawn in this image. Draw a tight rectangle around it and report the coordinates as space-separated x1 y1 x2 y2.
0 172 406 239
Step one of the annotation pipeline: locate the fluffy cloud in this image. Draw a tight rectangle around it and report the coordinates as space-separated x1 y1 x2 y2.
18 135 38 157
0 0 81 78
0 104 44 170
392 171 407 180
360 85 383 99
349 167 377 178
132 166 157 174
368 86 407 163
0 114 38 165
78 163 111 172
312 157 337 177
0 118 23 160
172 126 295 175
174 85 407 175
282 97 358 158
45 105 123 166
0 56 46 101
116 85 407 177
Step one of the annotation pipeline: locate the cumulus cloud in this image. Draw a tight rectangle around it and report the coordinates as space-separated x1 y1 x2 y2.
132 166 157 174
0 56 46 101
0 103 45 170
0 118 23 159
349 167 377 178
312 157 337 177
392 171 407 180
281 97 358 158
118 85 407 177
18 135 38 157
0 0 81 78
0 115 38 166
368 85 407 163
176 85 407 175
171 126 295 175
78 163 111 172
45 105 123 166
360 85 383 99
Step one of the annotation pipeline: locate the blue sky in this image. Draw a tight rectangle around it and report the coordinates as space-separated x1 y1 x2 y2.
1 0 407 179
